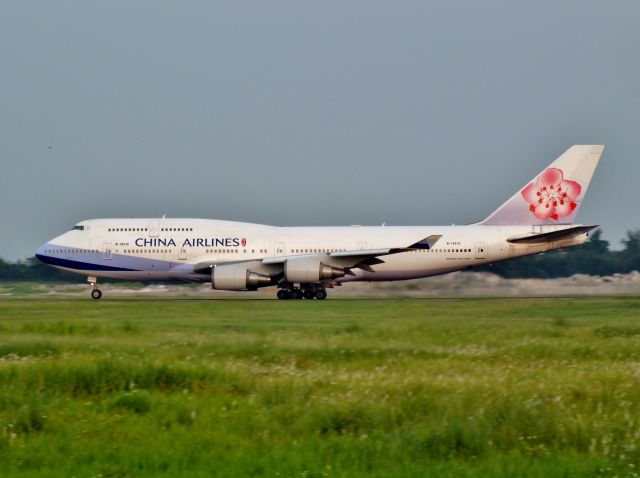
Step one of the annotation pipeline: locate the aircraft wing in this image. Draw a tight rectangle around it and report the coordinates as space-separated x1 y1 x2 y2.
261 235 442 265
192 234 442 275
262 248 392 265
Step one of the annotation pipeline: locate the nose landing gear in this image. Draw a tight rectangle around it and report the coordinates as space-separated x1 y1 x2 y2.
88 276 102 300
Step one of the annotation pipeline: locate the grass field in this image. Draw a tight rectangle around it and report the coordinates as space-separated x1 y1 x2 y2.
1 297 640 477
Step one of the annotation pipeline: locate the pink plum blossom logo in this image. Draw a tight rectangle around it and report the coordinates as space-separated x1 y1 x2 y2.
521 168 582 221
241 238 247 247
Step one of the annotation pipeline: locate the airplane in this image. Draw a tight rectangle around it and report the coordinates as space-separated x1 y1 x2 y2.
35 145 604 300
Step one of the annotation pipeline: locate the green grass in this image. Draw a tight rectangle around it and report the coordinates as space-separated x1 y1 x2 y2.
0 297 639 477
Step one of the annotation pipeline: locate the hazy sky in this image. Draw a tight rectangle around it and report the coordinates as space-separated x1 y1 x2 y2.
1 0 639 260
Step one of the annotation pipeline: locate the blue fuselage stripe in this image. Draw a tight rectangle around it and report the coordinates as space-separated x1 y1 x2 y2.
35 254 137 272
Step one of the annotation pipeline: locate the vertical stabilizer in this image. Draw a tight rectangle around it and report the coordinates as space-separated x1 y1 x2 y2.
479 145 604 226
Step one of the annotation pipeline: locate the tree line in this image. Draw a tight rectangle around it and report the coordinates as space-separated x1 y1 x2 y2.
0 229 638 282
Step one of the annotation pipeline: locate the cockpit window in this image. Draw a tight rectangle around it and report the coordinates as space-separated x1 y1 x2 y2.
72 225 85 231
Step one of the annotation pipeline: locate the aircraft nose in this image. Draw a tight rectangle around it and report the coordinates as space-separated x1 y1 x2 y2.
35 242 50 261
35 243 47 260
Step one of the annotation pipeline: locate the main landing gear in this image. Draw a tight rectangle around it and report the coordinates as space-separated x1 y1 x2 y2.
277 285 327 300
88 276 102 300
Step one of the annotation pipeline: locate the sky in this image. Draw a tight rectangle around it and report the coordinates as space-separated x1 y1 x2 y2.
1 0 639 260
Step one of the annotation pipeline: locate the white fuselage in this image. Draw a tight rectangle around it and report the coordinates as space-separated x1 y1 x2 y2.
35 218 588 283
34 145 603 298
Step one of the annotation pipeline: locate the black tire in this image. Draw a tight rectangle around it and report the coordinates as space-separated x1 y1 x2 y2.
277 290 290 300
303 289 315 300
291 289 303 300
315 289 327 300
91 289 102 300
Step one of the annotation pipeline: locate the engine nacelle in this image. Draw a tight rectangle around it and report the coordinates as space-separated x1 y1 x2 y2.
212 264 272 291
284 257 346 283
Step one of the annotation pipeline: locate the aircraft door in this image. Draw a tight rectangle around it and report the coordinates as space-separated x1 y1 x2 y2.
103 242 113 260
148 220 160 238
475 242 486 260
358 241 368 250
274 242 285 256
178 247 188 261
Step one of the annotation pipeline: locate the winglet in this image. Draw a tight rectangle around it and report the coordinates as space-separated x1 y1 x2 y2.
408 235 442 250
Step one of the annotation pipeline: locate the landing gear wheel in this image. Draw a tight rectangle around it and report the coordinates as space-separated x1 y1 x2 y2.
277 290 290 300
91 289 102 300
315 289 327 300
291 289 303 300
303 289 315 300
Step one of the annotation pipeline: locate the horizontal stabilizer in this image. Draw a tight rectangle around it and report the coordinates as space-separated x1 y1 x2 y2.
507 225 598 244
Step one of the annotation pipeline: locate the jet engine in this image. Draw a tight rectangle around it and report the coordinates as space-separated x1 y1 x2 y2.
211 264 272 290
284 257 346 283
